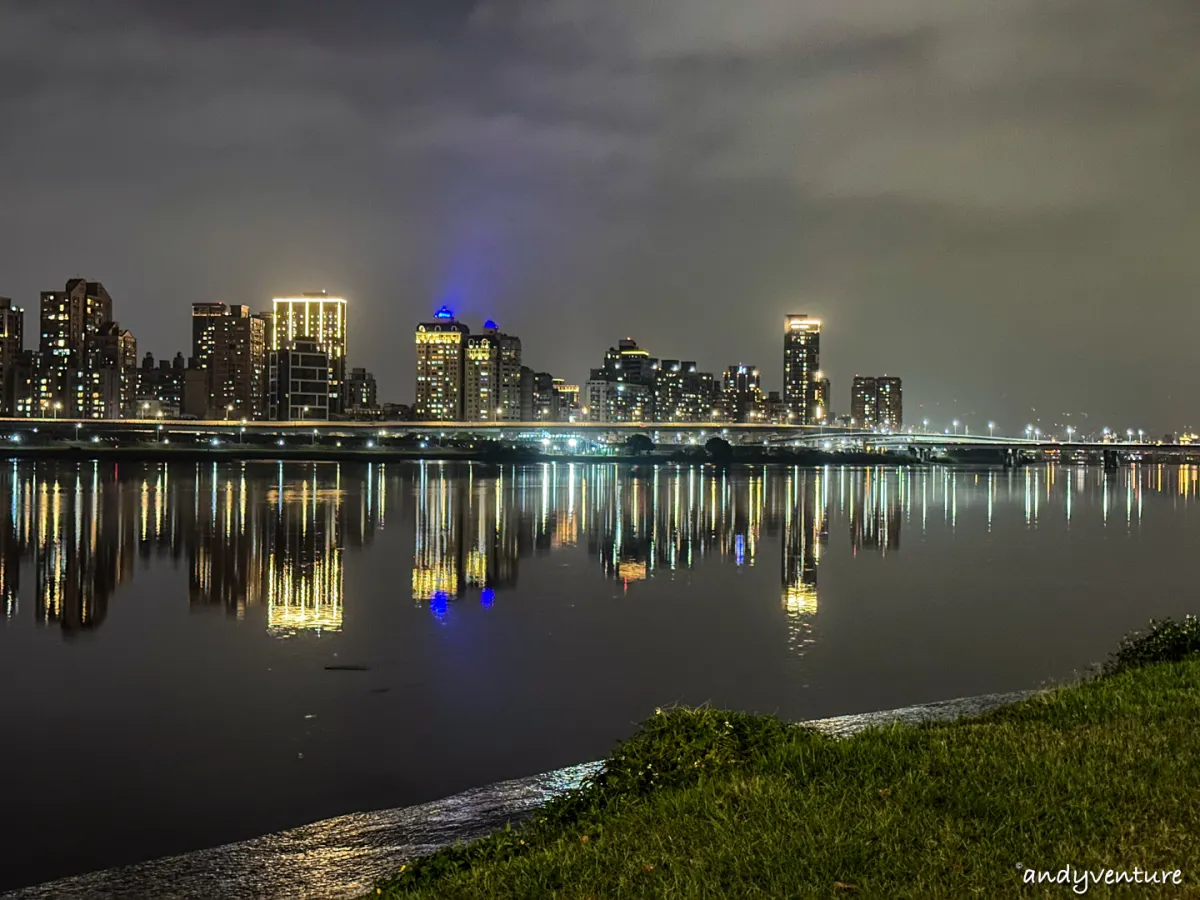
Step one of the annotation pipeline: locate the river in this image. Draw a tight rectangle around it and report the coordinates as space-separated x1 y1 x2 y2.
1 460 1197 893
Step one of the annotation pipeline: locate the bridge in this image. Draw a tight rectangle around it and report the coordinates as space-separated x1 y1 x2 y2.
0 417 1183 467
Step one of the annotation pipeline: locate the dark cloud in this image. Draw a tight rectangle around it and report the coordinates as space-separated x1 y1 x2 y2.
2 0 1199 431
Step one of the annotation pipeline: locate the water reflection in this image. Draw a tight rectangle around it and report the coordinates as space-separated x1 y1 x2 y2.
2 461 1200 642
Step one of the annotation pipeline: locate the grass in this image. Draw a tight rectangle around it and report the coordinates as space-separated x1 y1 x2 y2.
370 620 1200 898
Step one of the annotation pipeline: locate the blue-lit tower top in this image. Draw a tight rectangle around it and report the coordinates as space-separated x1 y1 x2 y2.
484 319 498 330
433 305 455 320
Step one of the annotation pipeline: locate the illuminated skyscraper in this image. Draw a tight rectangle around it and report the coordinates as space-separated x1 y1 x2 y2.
272 292 347 414
876 376 903 430
39 280 112 417
851 376 877 426
851 375 902 430
463 320 522 421
783 314 821 424
414 306 469 421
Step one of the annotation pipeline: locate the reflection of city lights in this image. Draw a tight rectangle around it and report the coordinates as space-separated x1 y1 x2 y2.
783 585 818 617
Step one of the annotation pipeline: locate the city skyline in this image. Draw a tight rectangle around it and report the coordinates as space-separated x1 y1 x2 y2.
3 2 1200 430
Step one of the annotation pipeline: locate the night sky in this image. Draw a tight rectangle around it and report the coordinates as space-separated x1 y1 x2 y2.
3 0 1199 433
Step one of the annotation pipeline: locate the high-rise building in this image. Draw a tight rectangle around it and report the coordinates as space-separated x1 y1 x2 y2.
38 280 113 417
876 376 903 430
722 364 764 423
851 375 901 429
585 338 655 423
347 368 378 411
86 322 138 419
783 314 821 424
414 306 469 421
190 303 268 419
652 360 718 423
0 298 24 416
268 339 330 421
463 321 522 421
851 376 877 427
272 292 347 414
191 302 232 368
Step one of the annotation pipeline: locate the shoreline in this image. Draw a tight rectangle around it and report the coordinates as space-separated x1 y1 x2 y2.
0 690 1032 900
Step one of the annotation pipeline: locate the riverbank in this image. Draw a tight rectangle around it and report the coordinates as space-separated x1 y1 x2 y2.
373 619 1200 898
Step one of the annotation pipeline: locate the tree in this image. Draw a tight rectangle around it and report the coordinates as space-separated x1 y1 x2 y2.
705 436 733 463
625 433 654 455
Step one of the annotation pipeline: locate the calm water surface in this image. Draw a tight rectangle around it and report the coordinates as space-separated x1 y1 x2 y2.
2 459 1199 891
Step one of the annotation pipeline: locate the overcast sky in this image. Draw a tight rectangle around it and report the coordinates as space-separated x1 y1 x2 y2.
2 0 1199 433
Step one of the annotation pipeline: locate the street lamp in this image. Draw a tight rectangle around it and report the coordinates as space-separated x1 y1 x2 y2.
1025 424 1033 440
53 401 62 420
1066 426 1074 442
952 419 960 435
1126 429 1134 442
1138 429 1145 442
225 404 234 421
922 418 929 433
988 421 995 438
142 402 151 418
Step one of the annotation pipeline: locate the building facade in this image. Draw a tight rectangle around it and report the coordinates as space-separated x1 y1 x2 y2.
851 375 902 429
38 280 118 418
585 338 655 423
189 304 267 419
721 364 764 423
346 367 378 411
463 322 522 421
783 314 821 424
272 292 347 414
652 360 719 423
136 353 186 418
414 306 469 421
851 376 877 427
876 376 903 430
0 298 23 416
86 322 138 419
268 339 331 421
814 374 831 423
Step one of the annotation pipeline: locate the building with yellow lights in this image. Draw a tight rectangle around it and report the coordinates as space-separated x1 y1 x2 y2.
783 314 821 424
271 292 347 414
414 306 470 421
463 320 522 421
